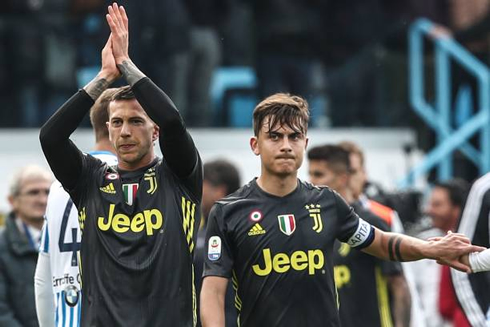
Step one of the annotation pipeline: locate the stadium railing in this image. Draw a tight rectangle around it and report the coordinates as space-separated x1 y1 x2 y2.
398 18 490 188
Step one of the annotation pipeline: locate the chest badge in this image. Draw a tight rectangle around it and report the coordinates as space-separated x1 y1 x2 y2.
122 183 139 205
306 204 323 233
278 214 296 236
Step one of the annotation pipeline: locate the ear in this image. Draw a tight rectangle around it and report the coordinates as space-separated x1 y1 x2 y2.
152 124 160 142
250 136 260 156
305 137 309 150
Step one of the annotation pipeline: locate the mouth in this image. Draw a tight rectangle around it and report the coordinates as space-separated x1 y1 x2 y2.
276 156 295 160
119 144 136 151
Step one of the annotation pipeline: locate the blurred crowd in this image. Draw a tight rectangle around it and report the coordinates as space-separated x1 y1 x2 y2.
1 0 489 129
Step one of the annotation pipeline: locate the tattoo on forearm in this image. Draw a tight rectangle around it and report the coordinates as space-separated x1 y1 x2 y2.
84 77 110 101
117 60 145 86
388 236 396 261
388 236 404 262
395 238 403 262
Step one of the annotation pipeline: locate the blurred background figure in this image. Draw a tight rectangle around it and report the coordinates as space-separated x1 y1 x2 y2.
307 144 411 327
412 179 470 327
0 165 52 327
339 140 426 327
195 159 241 326
452 173 490 327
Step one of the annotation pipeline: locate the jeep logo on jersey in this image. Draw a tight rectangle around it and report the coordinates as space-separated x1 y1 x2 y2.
64 285 80 307
98 204 163 235
278 214 296 236
252 248 324 276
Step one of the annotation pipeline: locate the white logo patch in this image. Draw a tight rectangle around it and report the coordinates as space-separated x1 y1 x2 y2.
347 218 372 248
249 210 263 222
208 236 222 261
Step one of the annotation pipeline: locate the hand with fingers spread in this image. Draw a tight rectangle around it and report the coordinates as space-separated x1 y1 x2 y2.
106 2 130 66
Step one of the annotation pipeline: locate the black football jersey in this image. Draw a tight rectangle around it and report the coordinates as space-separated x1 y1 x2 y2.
333 203 402 327
203 179 375 327
70 155 201 327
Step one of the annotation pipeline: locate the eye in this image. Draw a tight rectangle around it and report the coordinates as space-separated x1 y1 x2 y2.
111 119 122 127
270 133 280 141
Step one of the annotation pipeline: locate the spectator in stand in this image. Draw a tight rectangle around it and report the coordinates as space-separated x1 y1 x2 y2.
182 0 231 127
0 165 53 326
412 179 470 327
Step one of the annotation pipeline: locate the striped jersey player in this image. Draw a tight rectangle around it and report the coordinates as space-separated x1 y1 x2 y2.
37 152 117 327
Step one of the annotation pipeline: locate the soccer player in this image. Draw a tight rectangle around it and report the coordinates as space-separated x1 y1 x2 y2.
34 89 118 326
307 144 410 327
200 93 483 327
339 140 426 327
39 4 202 326
451 173 490 326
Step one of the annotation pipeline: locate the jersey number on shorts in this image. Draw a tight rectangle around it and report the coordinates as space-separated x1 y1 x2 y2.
59 199 81 266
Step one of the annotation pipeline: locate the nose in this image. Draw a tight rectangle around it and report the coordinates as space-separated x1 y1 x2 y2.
280 136 292 152
120 121 131 137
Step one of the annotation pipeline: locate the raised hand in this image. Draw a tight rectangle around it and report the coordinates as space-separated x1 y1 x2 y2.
101 34 121 81
106 2 129 66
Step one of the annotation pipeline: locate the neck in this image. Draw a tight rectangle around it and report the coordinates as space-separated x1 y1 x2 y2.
256 173 298 197
338 188 354 204
20 217 43 230
119 154 156 171
94 139 116 154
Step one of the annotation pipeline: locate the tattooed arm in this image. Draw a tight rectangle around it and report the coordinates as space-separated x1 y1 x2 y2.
361 229 485 273
40 35 119 190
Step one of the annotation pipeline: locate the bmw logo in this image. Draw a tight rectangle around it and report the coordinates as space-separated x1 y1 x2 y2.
64 285 80 307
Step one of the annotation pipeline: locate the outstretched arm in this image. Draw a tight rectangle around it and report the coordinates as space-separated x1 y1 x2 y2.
460 248 490 273
106 3 201 197
40 34 120 190
362 229 485 272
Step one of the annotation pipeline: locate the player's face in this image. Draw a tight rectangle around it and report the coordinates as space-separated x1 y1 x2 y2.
11 179 50 224
426 187 459 231
308 160 345 192
251 118 308 178
107 99 159 170
348 153 366 200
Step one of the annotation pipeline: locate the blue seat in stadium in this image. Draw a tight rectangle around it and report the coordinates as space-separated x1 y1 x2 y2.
210 66 258 127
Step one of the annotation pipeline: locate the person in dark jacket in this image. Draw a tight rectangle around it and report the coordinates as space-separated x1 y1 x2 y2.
0 165 52 327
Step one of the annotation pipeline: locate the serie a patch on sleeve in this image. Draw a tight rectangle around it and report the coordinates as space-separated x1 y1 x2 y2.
208 236 222 261
346 218 373 248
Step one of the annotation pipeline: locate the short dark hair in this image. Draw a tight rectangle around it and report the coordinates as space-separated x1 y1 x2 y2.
111 85 136 102
338 141 365 167
307 144 351 175
433 178 470 208
204 159 241 195
90 88 118 142
253 93 309 137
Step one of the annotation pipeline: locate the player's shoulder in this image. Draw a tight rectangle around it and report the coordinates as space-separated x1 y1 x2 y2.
91 151 118 166
366 199 395 226
299 179 336 197
215 180 255 208
353 203 389 231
